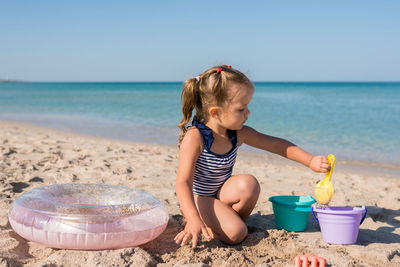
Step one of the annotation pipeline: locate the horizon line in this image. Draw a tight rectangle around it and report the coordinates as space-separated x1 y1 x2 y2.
1 80 400 83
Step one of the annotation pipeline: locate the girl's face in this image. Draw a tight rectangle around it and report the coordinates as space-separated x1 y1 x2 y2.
219 82 254 130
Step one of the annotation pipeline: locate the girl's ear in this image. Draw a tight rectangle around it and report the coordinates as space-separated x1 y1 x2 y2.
208 106 220 119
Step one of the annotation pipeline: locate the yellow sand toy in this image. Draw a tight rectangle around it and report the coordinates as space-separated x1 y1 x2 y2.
315 154 336 205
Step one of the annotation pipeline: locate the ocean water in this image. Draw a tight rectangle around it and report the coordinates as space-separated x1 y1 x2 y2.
0 82 399 165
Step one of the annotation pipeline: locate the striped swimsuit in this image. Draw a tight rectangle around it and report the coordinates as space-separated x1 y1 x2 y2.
192 117 238 197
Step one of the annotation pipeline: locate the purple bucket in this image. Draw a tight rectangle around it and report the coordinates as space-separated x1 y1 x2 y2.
312 206 367 244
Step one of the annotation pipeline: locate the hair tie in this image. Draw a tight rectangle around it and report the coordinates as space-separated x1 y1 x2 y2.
227 65 232 69
217 68 222 73
195 76 200 82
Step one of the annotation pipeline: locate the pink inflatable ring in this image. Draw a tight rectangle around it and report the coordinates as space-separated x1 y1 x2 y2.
8 183 169 250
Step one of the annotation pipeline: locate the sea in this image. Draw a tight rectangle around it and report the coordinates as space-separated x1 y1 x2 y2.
0 82 399 166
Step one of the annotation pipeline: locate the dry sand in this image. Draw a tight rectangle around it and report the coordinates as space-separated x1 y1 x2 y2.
1 120 399 267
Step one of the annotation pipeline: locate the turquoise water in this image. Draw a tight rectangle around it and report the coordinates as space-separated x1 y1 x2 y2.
0 82 399 165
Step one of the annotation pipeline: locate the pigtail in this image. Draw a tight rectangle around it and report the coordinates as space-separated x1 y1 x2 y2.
177 78 200 147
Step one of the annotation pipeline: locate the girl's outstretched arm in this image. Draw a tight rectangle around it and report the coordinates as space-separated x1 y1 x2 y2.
239 126 330 173
174 128 212 248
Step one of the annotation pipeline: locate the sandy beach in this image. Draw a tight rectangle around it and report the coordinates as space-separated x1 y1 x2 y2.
1 120 399 267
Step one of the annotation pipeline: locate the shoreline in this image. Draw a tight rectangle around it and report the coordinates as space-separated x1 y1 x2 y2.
1 119 400 266
1 119 399 178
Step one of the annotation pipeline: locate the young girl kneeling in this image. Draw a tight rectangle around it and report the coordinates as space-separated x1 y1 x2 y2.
174 65 330 248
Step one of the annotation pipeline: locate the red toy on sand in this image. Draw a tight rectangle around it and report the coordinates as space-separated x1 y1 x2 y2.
295 254 326 267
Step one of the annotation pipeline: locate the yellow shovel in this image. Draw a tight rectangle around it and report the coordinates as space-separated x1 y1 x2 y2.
315 154 336 205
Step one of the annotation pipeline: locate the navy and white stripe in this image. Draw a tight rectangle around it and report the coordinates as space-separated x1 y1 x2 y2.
191 116 239 197
193 143 238 197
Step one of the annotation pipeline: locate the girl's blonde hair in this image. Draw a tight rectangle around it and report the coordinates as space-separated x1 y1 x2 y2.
177 65 253 147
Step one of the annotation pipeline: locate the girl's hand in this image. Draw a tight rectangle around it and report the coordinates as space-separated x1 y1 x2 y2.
309 155 330 173
174 217 211 248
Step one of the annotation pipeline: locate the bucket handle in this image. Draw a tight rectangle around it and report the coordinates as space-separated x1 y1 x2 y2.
360 207 367 225
312 209 319 225
312 207 368 226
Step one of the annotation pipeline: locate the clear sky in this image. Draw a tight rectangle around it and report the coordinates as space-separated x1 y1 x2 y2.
1 1 399 82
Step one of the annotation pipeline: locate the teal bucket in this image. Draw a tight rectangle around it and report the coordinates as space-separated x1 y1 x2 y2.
268 195 316 232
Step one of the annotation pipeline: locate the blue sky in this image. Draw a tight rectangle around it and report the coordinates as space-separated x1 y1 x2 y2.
1 1 399 82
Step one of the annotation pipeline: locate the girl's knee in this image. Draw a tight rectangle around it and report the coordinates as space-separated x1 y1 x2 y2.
238 174 260 197
223 221 248 245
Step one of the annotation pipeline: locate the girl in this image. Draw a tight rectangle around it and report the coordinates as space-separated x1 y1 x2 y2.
174 65 330 248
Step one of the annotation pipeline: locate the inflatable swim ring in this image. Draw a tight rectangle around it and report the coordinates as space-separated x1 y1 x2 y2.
8 183 169 250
